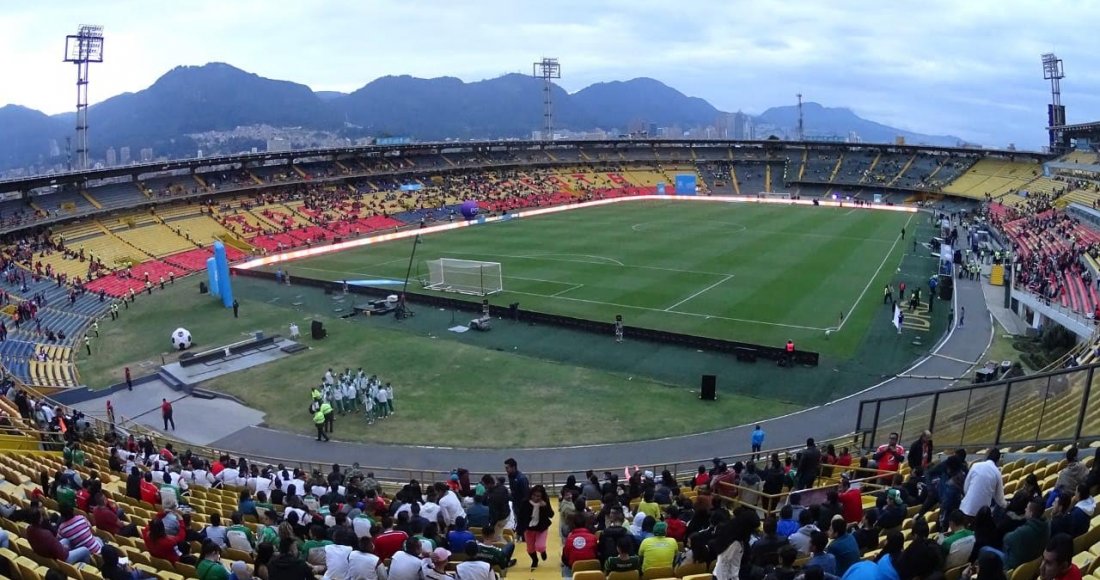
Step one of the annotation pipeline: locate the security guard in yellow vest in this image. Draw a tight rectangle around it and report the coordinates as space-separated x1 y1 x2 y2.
321 401 334 433
313 409 329 442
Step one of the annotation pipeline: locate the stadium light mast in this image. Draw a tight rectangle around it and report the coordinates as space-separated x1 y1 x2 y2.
1041 53 1066 153
532 58 561 140
64 25 105 171
797 93 805 141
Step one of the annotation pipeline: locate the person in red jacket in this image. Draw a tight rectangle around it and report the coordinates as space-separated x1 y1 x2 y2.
92 492 138 537
142 511 188 563
836 476 864 524
25 509 92 564
372 515 408 561
662 506 687 542
140 473 159 506
561 514 598 569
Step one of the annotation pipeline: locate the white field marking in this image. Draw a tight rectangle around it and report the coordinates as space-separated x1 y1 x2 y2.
291 266 399 280
664 275 734 311
835 212 916 334
446 251 735 277
506 288 829 331
549 283 585 297
630 221 894 244
843 208 858 216
519 253 624 266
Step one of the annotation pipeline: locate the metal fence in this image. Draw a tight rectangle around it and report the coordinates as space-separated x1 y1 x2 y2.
856 361 1100 450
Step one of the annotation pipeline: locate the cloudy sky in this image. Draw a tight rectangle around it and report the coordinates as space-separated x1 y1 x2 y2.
2 0 1097 149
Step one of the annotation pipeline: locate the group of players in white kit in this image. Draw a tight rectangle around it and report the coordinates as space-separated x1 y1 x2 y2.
310 368 395 424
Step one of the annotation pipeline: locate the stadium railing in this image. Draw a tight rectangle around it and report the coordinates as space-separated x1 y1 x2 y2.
856 361 1100 452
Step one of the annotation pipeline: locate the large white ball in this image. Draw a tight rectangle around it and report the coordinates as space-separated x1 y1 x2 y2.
171 327 193 351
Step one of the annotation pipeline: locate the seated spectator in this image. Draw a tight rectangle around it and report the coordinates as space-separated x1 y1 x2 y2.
938 509 975 569
203 512 229 549
465 495 491 529
324 529 358 580
826 517 859 575
1056 448 1089 493
227 512 257 551
837 476 863 524
1051 484 1094 539
876 489 907 531
765 545 800 580
776 505 799 538
56 504 102 556
562 513 599 569
197 540 230 580
239 491 258 517
269 536 314 579
348 537 385 580
751 516 790 568
142 511 190 564
457 541 496 580
446 516 475 553
598 508 635 564
806 531 836 576
25 508 92 564
389 537 426 580
788 509 818 557
1040 534 1080 580
1003 498 1050 571
605 537 641 573
895 518 942 580
963 550 1007 580
875 531 904 580
638 522 677 573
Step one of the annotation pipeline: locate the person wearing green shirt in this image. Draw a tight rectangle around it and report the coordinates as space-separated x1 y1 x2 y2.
226 512 256 550
196 541 230 580
638 522 677 572
939 509 976 569
636 489 661 521
605 537 641 573
314 409 329 441
56 485 76 510
300 524 333 565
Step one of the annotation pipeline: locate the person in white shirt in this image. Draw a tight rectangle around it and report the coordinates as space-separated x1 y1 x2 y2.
324 530 357 580
324 369 335 387
190 465 216 488
218 464 243 487
435 484 466 527
385 384 395 415
961 449 1006 517
348 536 388 580
420 501 442 526
203 513 229 548
388 538 426 580
455 540 496 580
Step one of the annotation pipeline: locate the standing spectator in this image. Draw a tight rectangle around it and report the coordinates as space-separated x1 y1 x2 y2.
907 431 934 471
837 476 864 524
161 399 175 431
514 485 553 569
961 450 1006 517
796 438 821 490
874 433 905 474
505 458 530 511
125 367 132 391
751 425 765 461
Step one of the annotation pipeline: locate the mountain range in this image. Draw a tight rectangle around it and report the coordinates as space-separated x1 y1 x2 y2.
0 62 962 172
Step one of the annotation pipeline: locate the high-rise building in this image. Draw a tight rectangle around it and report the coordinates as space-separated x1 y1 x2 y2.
119 147 131 165
105 147 117 167
140 148 153 162
732 111 749 140
266 138 291 153
49 140 61 158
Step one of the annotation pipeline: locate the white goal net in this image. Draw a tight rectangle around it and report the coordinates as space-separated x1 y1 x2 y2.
424 258 503 296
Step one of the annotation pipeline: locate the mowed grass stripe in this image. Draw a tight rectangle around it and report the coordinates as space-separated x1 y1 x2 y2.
277 202 912 357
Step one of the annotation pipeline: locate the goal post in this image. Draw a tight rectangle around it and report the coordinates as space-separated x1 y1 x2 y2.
424 258 503 296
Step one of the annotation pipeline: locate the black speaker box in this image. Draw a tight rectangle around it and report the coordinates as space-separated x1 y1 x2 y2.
700 374 717 401
311 320 326 339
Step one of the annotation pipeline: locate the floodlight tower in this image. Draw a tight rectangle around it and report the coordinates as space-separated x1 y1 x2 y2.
1041 53 1066 153
532 58 561 140
797 93 805 141
64 25 105 171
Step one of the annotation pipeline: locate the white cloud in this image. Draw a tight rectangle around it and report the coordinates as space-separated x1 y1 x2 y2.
0 0 1097 148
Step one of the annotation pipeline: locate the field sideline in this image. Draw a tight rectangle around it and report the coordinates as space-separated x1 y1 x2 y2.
267 200 917 357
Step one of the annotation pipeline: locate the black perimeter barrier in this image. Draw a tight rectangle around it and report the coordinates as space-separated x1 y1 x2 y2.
234 268 820 366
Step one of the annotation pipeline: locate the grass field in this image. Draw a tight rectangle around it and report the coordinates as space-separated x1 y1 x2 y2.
271 201 916 357
75 281 798 447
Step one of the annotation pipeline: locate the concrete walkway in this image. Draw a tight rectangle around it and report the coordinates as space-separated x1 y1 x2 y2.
205 266 994 476
983 279 1032 336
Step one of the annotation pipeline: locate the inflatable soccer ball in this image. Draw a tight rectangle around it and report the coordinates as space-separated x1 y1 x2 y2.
171 328 192 351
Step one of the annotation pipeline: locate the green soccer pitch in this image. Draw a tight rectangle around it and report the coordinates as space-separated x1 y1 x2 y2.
270 200 917 357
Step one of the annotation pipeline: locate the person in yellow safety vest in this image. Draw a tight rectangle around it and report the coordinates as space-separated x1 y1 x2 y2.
311 387 322 401
313 409 329 442
321 401 334 434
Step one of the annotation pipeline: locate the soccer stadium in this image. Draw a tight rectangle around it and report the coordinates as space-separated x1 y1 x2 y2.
4 11 1100 580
